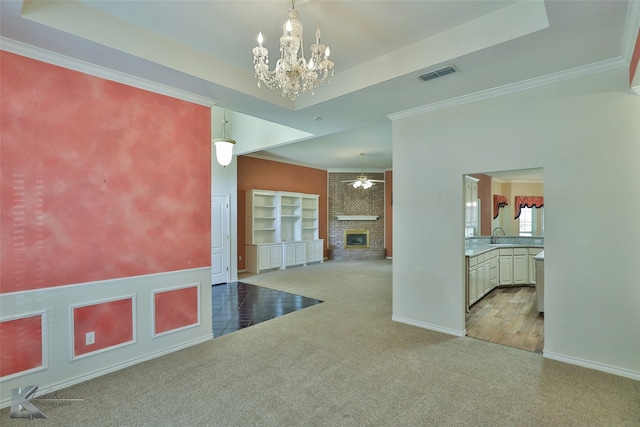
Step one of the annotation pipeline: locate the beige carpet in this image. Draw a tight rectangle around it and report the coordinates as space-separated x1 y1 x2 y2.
1 260 638 426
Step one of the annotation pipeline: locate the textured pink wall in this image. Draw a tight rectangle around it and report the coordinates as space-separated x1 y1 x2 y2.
73 298 133 356
1 52 211 292
0 315 43 377
154 286 199 334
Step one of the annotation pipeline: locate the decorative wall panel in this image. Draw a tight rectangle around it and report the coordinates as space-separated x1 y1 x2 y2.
153 284 200 336
72 297 135 358
0 312 45 378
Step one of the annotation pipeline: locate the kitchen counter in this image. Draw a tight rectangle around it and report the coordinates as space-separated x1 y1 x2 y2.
465 243 544 257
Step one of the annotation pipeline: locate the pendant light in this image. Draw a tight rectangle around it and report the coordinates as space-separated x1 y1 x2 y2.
213 111 236 167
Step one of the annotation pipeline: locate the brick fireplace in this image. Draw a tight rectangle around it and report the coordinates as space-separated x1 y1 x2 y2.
328 172 385 260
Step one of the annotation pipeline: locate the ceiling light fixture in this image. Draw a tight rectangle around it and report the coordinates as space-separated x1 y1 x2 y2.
212 111 236 167
342 153 385 189
252 0 334 101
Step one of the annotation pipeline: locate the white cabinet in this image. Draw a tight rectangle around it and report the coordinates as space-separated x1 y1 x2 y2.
246 189 323 274
468 246 542 308
283 242 306 267
464 176 480 237
482 254 491 294
305 239 324 263
301 195 319 241
529 248 542 284
513 248 528 285
246 243 282 274
498 249 514 286
279 192 302 242
467 256 478 307
489 250 498 290
246 190 277 244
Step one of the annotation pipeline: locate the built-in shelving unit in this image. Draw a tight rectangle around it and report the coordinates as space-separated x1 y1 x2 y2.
246 190 323 274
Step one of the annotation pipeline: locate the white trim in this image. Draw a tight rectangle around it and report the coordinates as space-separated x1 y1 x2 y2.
337 215 379 221
621 0 640 63
151 283 202 338
0 310 48 381
69 294 137 361
388 58 627 120
0 267 211 298
544 351 640 381
391 315 466 337
0 334 212 409
0 37 217 107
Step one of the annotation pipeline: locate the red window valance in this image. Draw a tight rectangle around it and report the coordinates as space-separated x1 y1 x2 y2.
493 195 508 219
514 196 544 219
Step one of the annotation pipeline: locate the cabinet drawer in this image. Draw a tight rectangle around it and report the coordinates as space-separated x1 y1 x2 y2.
468 256 478 267
490 256 498 269
514 248 528 256
499 248 514 255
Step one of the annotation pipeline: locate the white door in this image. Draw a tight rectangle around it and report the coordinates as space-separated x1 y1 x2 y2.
211 195 230 285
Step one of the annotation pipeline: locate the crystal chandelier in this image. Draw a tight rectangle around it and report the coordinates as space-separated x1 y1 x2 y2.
252 0 334 101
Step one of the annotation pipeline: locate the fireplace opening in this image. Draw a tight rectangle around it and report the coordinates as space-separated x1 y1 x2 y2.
344 230 369 249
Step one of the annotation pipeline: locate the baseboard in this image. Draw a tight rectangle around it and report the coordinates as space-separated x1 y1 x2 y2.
391 315 465 337
543 351 640 381
0 334 212 409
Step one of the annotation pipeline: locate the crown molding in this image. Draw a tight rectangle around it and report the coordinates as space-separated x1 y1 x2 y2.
0 37 217 107
389 58 627 121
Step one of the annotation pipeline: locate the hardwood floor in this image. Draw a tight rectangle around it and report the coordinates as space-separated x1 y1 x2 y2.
465 286 544 353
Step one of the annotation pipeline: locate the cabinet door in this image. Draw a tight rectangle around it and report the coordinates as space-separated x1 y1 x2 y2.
483 258 491 293
314 240 324 262
284 243 296 266
499 255 513 286
295 242 306 265
476 262 484 300
305 241 315 262
258 245 272 270
270 244 282 268
469 265 478 305
513 254 528 285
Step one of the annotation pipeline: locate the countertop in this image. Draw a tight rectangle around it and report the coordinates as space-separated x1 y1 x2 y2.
465 243 544 257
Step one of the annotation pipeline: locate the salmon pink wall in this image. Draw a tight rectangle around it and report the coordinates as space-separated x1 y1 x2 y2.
237 156 328 271
0 52 211 293
154 286 199 334
0 315 43 377
73 298 133 356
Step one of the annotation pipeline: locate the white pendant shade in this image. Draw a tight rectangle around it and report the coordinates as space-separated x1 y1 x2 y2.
214 139 236 166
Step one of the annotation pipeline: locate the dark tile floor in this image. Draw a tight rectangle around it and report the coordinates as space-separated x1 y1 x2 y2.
212 282 323 337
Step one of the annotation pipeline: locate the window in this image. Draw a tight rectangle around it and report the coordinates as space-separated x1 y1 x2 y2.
519 207 533 236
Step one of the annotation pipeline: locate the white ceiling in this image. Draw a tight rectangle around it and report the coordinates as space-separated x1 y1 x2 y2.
1 1 638 173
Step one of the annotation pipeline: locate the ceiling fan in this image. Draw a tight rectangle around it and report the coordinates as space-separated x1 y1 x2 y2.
342 153 385 189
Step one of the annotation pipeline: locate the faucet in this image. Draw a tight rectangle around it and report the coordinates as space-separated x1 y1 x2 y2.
491 227 506 244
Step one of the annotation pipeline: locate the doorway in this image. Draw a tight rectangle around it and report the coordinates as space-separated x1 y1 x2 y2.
463 169 544 353
211 195 230 285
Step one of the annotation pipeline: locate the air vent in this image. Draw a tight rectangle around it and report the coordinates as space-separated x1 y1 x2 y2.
418 65 457 82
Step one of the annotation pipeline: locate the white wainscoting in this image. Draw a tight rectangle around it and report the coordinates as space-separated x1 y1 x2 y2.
0 267 212 408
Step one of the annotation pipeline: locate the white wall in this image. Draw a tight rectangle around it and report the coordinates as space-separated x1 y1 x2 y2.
391 66 640 379
211 108 239 283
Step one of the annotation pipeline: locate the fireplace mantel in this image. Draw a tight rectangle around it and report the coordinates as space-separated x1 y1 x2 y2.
336 215 379 221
